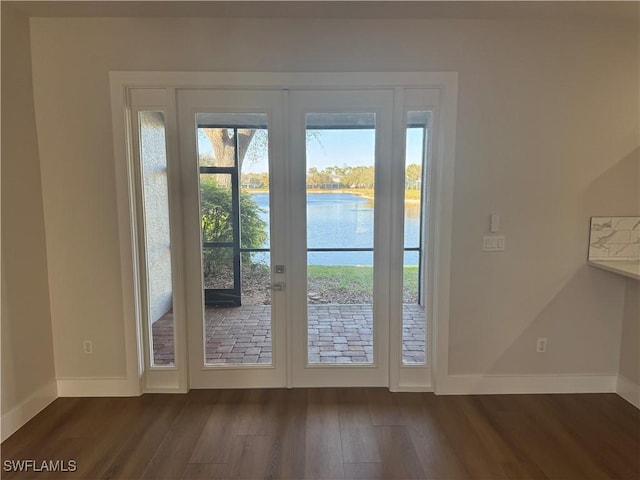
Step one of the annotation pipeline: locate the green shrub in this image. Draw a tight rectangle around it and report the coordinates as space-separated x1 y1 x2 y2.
200 177 267 279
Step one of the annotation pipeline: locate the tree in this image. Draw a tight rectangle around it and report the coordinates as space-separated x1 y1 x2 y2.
254 172 269 188
241 172 269 188
199 127 270 281
405 163 422 189
307 167 332 188
201 128 256 169
343 166 374 188
200 177 267 278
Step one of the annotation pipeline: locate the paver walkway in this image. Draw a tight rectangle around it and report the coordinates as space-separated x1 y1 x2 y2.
153 304 425 366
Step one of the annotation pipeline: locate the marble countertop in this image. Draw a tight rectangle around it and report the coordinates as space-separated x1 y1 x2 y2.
588 260 640 280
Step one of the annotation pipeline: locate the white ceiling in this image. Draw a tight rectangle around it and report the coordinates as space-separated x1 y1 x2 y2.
5 0 639 25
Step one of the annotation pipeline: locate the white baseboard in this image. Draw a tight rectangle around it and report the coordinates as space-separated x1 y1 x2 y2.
1 381 58 442
392 386 435 392
435 373 618 395
616 374 640 409
143 386 188 394
57 377 141 397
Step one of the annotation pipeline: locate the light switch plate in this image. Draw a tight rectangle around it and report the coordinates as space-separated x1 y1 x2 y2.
490 213 500 233
483 235 506 251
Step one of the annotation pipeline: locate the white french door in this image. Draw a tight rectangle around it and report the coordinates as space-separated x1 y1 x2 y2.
178 89 288 387
178 89 394 388
124 77 450 391
288 90 394 387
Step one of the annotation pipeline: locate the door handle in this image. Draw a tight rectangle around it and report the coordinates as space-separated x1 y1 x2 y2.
265 282 285 291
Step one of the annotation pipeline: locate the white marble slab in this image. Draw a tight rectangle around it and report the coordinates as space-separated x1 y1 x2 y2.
588 216 640 261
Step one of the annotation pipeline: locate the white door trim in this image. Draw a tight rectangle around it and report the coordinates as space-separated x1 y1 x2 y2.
109 71 458 394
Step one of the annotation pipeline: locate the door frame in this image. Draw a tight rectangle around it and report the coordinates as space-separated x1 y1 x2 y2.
109 71 458 394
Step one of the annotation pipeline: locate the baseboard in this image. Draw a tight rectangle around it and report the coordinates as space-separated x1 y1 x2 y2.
616 374 640 409
435 373 618 395
57 377 141 397
1 381 58 442
143 386 189 394
392 386 435 392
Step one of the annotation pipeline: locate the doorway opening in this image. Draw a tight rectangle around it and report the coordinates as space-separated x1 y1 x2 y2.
115 73 457 392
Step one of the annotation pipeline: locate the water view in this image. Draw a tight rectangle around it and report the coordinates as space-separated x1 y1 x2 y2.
249 192 420 265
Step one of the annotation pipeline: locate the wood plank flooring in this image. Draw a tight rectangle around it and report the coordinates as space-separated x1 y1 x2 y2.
1 389 638 480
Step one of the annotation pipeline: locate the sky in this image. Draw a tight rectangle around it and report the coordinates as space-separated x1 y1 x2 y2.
197 127 425 174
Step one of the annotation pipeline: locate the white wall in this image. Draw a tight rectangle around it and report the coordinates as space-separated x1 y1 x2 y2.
618 279 640 406
28 15 638 381
1 5 57 439
620 280 639 383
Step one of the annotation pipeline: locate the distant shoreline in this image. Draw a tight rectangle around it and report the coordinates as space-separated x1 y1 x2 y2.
245 188 420 203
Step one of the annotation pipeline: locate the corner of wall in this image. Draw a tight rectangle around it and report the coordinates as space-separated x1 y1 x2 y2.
617 374 640 409
0 381 58 442
1 3 58 440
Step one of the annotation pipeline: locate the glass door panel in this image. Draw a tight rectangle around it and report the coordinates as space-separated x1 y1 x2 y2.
289 89 393 387
138 111 176 368
305 112 376 365
402 111 431 365
196 114 273 365
178 90 285 387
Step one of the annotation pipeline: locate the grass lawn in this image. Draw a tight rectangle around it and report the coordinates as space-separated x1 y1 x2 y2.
404 189 421 201
307 265 418 296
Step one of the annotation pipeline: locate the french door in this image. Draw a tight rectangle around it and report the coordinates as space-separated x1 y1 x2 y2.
178 90 288 387
178 89 395 388
288 90 394 387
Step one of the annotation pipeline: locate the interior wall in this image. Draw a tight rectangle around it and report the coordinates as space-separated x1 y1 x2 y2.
1 5 56 414
28 15 638 379
619 279 639 386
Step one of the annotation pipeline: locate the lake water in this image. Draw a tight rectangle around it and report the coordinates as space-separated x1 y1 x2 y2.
249 192 420 266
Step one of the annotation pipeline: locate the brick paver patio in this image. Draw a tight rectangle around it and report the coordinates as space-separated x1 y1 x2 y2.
205 305 272 365
150 311 176 366
152 304 425 366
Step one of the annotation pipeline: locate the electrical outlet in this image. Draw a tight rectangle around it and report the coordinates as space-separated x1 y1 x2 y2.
536 337 547 353
82 340 93 354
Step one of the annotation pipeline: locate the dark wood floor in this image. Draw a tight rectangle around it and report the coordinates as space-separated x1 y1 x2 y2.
1 389 638 480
